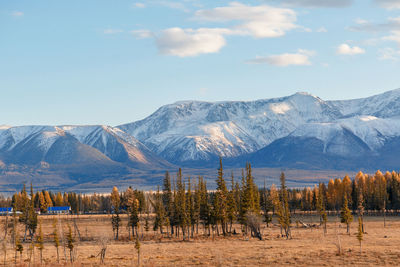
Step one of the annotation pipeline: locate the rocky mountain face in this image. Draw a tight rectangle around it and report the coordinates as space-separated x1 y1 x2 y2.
0 125 172 187
2 89 400 190
119 89 400 170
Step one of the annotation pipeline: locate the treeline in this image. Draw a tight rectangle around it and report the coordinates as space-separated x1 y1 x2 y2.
5 163 400 240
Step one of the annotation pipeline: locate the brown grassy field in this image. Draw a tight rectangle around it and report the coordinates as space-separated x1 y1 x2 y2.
2 214 400 266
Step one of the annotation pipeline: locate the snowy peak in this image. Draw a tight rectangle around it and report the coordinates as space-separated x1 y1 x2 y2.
118 91 342 163
0 125 171 169
118 88 400 166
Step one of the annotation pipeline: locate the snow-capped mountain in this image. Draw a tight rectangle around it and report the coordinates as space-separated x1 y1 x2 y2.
118 92 342 163
2 88 400 182
0 125 171 169
118 88 400 169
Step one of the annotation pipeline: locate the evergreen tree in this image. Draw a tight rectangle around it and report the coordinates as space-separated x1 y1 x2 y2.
316 183 328 234
357 216 363 254
227 173 237 233
36 219 44 264
175 168 187 240
53 218 60 263
214 158 228 236
186 177 195 238
135 236 141 267
110 186 121 240
340 195 353 234
162 171 174 236
278 172 291 239
66 224 74 263
262 180 272 227
152 186 166 234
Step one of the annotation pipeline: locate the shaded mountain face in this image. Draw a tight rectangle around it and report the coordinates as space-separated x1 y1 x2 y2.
0 125 172 173
2 88 400 185
118 89 400 170
118 92 343 163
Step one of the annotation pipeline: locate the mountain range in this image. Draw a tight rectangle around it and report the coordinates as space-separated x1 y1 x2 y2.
2 89 400 190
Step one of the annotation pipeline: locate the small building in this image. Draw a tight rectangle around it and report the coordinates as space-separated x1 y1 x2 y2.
47 206 71 214
0 207 12 215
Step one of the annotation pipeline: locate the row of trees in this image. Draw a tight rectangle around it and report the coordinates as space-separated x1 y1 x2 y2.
109 160 290 241
5 166 400 243
107 166 400 242
6 171 399 218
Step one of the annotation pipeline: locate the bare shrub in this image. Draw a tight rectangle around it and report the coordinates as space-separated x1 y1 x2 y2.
246 212 263 240
97 234 109 265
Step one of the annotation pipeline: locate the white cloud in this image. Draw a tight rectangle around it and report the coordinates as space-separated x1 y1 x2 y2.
375 0 400 9
355 18 368 25
131 29 153 39
378 47 400 60
316 27 328 33
103 29 123 34
11 11 24 17
155 27 227 57
194 2 298 38
336 44 366 55
265 0 353 8
383 30 400 46
246 49 314 66
133 3 146 8
148 3 300 57
157 1 189 12
348 17 400 32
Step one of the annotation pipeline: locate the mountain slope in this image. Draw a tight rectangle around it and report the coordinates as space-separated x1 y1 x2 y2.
119 92 342 163
119 88 400 170
0 125 172 170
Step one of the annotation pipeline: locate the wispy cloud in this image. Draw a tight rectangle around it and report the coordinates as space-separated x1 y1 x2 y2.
348 17 400 33
375 0 400 9
11 11 24 17
264 0 353 8
133 3 146 8
378 47 400 60
336 43 366 55
103 29 123 34
246 49 315 67
156 1 189 12
131 29 153 39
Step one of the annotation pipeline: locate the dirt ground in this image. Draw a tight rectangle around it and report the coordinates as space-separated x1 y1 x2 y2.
2 214 400 266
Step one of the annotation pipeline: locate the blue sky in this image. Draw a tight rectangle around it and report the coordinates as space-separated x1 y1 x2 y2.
1 0 400 126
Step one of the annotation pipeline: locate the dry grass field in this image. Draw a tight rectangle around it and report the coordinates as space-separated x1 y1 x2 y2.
2 214 400 266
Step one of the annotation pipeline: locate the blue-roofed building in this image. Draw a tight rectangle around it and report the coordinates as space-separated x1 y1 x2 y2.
47 206 71 214
0 207 12 215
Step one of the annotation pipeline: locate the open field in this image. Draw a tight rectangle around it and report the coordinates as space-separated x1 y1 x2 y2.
1 214 400 266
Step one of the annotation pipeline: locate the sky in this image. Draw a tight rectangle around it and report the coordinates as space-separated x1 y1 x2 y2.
1 0 400 126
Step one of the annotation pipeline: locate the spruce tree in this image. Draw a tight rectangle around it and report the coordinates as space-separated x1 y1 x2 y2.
36 219 44 264
340 195 353 234
227 173 237 233
152 186 166 234
262 180 272 227
317 183 328 234
66 224 74 263
279 172 291 239
214 158 228 236
175 168 187 240
162 171 174 236
110 186 121 240
53 218 60 263
357 216 363 254
135 236 141 267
